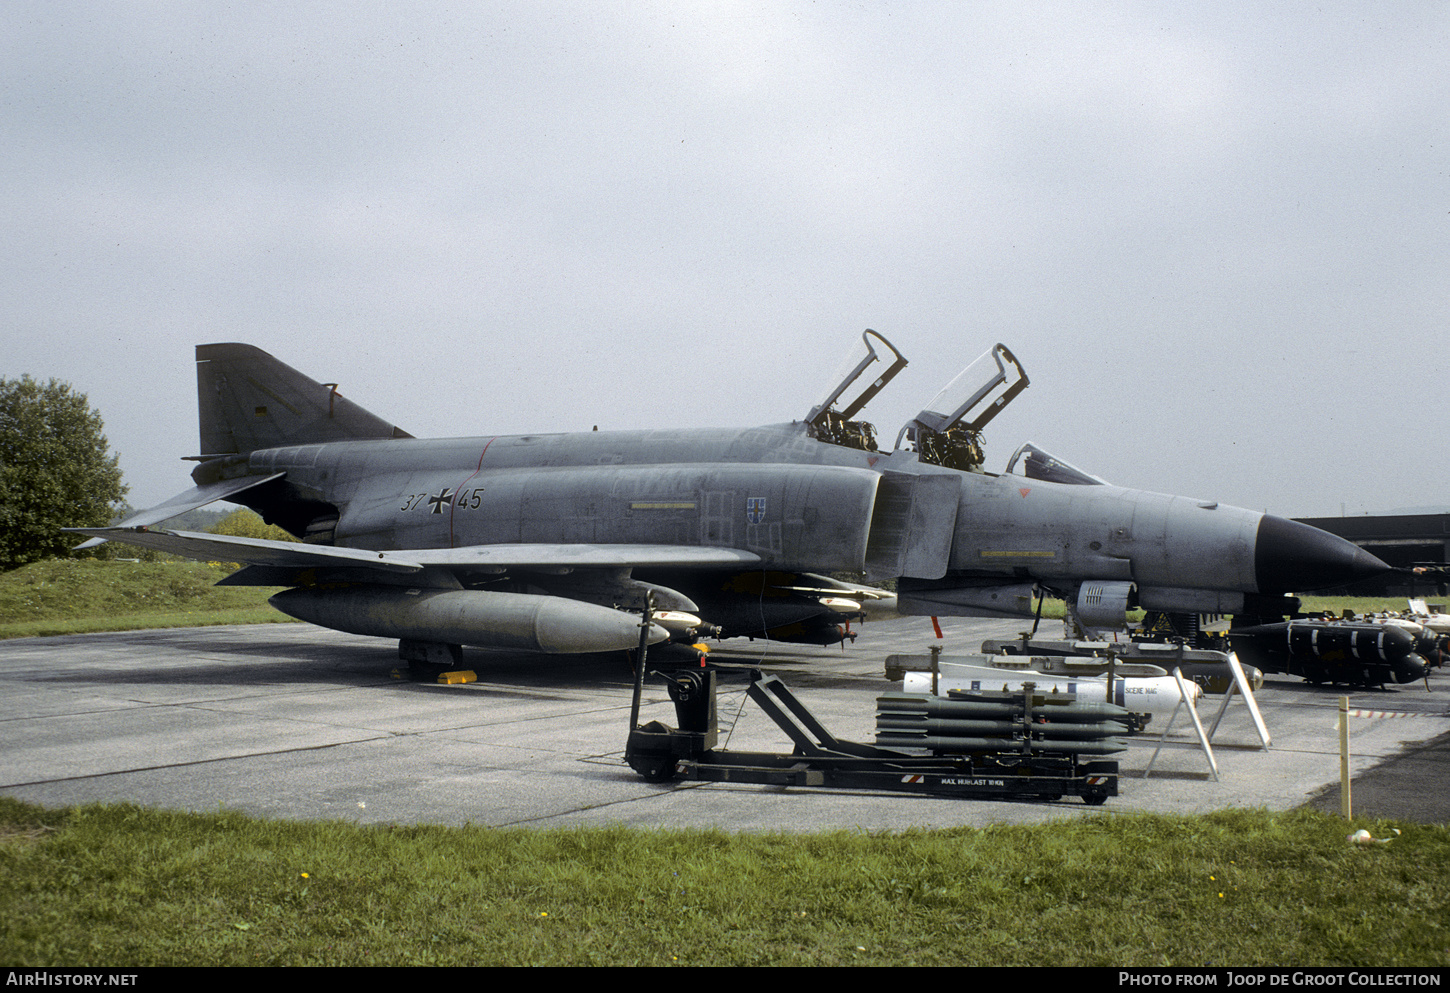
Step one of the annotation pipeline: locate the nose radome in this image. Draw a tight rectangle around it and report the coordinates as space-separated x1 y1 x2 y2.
1254 515 1390 593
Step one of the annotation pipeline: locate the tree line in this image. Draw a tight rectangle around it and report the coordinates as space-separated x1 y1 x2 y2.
0 376 125 570
0 375 292 571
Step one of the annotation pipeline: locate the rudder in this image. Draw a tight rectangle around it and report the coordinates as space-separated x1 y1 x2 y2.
196 343 412 455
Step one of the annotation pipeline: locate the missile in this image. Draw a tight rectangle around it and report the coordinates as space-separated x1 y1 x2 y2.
901 660 1199 719
1416 630 1448 666
1230 619 1418 661
763 618 855 646
874 690 1129 754
873 733 1126 755
774 577 900 620
980 641 1265 694
876 715 1128 739
1227 619 1430 685
650 610 704 635
270 586 669 654
1420 615 1450 636
877 691 1134 724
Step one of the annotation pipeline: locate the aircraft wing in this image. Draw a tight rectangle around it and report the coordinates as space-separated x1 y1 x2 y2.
410 543 762 569
65 526 426 573
65 526 763 575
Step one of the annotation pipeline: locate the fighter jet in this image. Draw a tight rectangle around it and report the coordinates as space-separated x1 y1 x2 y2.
70 332 1388 665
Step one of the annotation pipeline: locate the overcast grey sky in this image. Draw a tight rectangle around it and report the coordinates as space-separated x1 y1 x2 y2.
4 1 1446 518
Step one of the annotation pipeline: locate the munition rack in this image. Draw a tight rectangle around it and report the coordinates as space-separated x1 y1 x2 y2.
625 668 1119 805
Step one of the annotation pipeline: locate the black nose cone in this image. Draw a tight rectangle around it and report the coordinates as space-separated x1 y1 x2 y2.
1255 515 1390 593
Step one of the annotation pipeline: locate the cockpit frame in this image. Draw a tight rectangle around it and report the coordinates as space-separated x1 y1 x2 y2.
897 343 1029 471
805 329 908 453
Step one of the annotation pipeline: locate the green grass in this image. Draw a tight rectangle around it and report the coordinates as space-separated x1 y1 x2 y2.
0 799 1445 967
1298 595 1439 616
1 565 1444 965
0 558 291 639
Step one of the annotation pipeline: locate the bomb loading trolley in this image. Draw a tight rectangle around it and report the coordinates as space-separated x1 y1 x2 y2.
624 664 1122 805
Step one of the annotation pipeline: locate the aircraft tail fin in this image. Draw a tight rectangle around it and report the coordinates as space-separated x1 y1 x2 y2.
196 343 413 456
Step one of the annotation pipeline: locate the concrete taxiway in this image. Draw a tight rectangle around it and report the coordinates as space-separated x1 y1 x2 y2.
2 616 1447 829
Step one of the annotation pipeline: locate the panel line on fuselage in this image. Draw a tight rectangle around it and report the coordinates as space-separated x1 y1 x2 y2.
448 437 497 549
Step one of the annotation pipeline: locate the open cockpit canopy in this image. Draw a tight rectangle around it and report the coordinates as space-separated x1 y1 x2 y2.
896 343 1029 471
805 329 908 452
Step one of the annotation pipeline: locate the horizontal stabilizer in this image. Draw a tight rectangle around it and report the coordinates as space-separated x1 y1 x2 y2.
68 474 285 550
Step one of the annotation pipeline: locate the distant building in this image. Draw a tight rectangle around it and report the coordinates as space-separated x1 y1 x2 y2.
1293 513 1450 597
